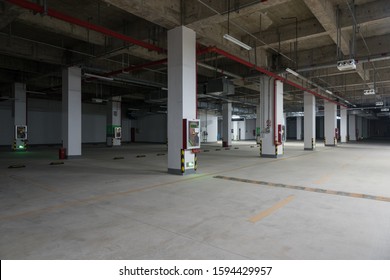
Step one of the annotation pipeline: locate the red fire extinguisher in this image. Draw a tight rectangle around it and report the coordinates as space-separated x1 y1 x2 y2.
59 147 67 159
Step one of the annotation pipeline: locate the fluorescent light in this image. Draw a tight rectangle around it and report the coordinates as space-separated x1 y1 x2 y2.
325 90 333 95
84 73 114 81
223 34 252 50
376 101 384 106
286 68 299 77
381 108 389 112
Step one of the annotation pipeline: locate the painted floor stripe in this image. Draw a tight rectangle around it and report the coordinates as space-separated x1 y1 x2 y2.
248 195 295 223
214 175 390 203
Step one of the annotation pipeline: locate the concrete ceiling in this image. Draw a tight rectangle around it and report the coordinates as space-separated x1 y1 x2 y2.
0 0 390 116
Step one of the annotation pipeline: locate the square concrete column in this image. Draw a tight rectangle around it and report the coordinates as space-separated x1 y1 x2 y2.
13 83 27 150
259 76 284 158
357 116 363 140
62 66 82 157
256 105 261 143
348 114 357 141
167 26 197 175
222 102 232 147
340 107 347 143
304 92 316 150
296 116 302 140
324 100 337 146
107 96 121 147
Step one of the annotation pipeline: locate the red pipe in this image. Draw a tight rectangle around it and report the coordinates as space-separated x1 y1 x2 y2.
212 47 347 108
6 0 165 53
105 59 167 77
274 78 279 146
7 0 346 109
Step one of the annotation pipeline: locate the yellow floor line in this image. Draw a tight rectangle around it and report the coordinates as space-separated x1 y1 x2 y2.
313 174 332 184
0 147 332 222
248 195 295 223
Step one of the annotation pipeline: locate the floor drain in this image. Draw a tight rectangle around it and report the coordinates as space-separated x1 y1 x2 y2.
136 155 146 158
113 157 125 160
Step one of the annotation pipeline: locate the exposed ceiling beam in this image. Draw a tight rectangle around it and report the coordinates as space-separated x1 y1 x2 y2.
17 12 106 46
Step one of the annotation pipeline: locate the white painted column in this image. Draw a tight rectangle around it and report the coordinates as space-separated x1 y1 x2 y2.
222 102 232 147
167 26 197 175
256 105 261 143
13 83 27 150
340 107 347 143
62 66 82 157
106 96 122 147
199 110 218 142
304 92 316 150
324 101 337 146
259 76 284 157
296 116 302 140
348 114 357 141
357 116 363 140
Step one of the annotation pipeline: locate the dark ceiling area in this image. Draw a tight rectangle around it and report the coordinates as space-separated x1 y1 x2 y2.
1 0 390 118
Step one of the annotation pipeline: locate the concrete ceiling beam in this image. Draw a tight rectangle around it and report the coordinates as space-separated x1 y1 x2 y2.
0 2 23 30
102 0 181 29
17 13 106 46
0 33 64 65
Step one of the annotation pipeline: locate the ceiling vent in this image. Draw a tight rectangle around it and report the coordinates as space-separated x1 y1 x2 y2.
337 59 356 71
363 89 375 95
206 77 234 95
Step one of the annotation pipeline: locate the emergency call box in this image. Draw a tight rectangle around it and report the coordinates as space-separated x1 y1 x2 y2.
15 125 27 140
184 119 200 149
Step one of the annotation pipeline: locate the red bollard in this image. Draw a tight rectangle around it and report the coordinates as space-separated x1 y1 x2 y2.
59 148 67 159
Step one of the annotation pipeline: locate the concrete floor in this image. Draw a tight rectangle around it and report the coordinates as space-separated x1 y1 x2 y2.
1 141 389 259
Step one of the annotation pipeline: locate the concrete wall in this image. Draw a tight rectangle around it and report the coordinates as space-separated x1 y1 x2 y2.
0 101 13 145
0 98 136 146
133 113 167 143
245 119 256 140
199 110 218 142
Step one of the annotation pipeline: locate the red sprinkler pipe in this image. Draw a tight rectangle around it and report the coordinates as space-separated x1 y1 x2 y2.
6 0 347 109
211 47 347 108
6 0 165 53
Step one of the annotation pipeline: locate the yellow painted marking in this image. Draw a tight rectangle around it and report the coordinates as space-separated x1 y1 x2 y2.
313 174 332 184
0 145 336 222
248 195 295 223
0 174 206 221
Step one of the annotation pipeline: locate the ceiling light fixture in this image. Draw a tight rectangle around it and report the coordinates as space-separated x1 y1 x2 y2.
223 0 252 51
286 68 299 77
84 73 114 81
376 101 384 106
285 67 355 107
363 89 375 95
325 90 333 95
223 34 252 50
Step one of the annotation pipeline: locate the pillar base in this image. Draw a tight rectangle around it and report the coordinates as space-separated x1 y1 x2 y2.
304 148 315 151
168 168 197 175
66 155 82 159
222 141 231 147
261 154 279 158
324 144 336 147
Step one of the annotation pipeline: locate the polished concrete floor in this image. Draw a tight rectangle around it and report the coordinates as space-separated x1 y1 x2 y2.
1 140 390 259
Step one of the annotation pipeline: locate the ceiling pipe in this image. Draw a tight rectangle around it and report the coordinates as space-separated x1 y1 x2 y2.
6 0 346 108
5 0 165 53
209 47 347 108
